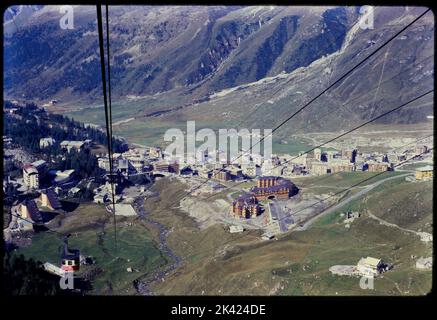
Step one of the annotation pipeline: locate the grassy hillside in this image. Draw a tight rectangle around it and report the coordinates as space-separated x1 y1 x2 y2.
148 176 432 295
13 172 432 295
16 203 167 295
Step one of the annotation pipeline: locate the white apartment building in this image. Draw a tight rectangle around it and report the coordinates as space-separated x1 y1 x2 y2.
23 164 39 189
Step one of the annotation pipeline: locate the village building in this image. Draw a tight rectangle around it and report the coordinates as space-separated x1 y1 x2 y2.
98 156 112 171
229 225 244 233
168 161 180 174
60 140 85 152
261 231 275 240
149 147 163 159
250 176 297 201
39 137 56 149
387 152 399 164
292 164 307 175
289 152 308 167
415 257 432 270
32 159 47 176
242 163 260 178
228 166 243 179
329 160 355 173
342 149 358 163
23 164 39 189
308 158 353 174
126 155 145 173
344 211 360 223
415 145 428 156
153 161 170 173
98 154 124 172
325 150 337 162
309 160 329 175
49 169 76 185
212 169 231 181
197 168 212 179
415 165 433 181
365 161 391 172
180 166 194 176
39 188 62 210
153 161 180 174
356 257 384 277
232 194 261 218
3 136 13 147
20 199 43 226
397 154 407 161
118 159 132 177
313 148 322 161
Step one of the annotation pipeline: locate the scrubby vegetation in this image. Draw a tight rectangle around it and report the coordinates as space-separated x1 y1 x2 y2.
3 253 65 295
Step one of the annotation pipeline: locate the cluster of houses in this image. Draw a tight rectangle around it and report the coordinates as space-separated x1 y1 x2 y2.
21 158 76 191
90 139 434 187
4 138 94 232
146 142 432 182
88 141 433 215
8 188 63 232
19 138 96 191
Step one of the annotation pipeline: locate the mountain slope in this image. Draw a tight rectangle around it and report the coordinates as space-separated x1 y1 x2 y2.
4 5 360 101
3 5 434 135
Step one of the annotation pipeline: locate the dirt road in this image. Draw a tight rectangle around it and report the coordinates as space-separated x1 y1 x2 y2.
294 172 412 231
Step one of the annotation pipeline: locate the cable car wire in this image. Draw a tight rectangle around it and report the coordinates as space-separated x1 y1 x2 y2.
167 146 432 264
274 147 433 225
201 89 433 200
177 8 431 202
96 4 117 251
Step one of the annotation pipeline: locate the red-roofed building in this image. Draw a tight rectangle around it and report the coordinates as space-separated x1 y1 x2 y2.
232 194 261 218
250 176 298 201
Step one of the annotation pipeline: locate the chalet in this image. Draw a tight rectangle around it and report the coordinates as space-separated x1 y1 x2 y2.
229 225 244 233
32 159 47 176
20 199 43 226
39 137 56 149
49 169 75 185
40 188 62 210
356 257 384 277
60 140 85 152
415 165 433 181
261 232 275 240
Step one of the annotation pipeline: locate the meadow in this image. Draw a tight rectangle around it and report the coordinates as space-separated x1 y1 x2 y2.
16 203 167 294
